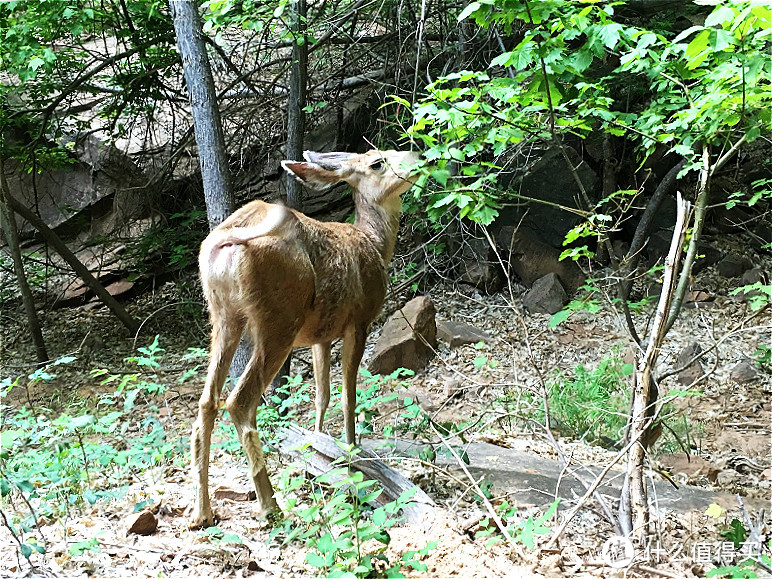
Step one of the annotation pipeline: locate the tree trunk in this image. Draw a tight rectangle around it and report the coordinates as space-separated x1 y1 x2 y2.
0 159 48 363
270 0 309 400
169 0 234 230
5 193 140 336
285 0 307 209
169 0 253 380
620 194 689 539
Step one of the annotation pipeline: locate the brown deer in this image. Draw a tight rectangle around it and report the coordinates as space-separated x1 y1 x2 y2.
190 149 420 528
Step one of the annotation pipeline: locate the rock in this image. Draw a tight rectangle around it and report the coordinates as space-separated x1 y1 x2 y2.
496 227 585 293
742 268 767 285
213 486 257 502
646 229 675 267
495 146 599 249
127 510 158 536
368 297 437 375
522 273 568 315
657 453 719 483
716 469 741 487
443 377 465 401
685 290 713 303
675 342 705 386
436 320 492 348
8 133 151 237
459 236 503 293
730 360 759 384
104 279 135 297
716 254 752 278
712 205 752 233
692 244 723 274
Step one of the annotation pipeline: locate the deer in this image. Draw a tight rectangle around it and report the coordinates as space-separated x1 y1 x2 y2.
190 149 421 528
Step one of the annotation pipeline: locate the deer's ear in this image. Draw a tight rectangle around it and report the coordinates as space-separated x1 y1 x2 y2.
281 161 340 190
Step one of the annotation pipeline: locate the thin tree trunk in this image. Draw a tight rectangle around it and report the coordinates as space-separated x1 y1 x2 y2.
169 0 252 380
0 159 48 363
6 193 140 335
285 0 307 209
271 0 309 400
169 0 234 230
620 193 690 539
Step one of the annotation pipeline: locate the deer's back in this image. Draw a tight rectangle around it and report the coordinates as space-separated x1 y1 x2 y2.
200 200 388 346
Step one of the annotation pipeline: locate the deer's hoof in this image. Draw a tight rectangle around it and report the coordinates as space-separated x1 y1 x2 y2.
188 511 215 530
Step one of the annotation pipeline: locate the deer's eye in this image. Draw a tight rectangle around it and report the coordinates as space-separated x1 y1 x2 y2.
369 160 384 171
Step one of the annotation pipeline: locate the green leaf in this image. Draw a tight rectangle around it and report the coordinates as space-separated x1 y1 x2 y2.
705 4 736 27
548 310 572 329
305 551 327 569
458 2 482 22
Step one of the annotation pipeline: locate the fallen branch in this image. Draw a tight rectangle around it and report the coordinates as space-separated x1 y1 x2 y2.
276 424 435 530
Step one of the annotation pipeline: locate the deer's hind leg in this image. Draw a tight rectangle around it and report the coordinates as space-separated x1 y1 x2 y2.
225 333 295 518
312 342 332 433
190 315 245 529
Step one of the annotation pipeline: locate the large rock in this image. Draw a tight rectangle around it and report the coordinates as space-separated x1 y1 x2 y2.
459 236 503 293
368 297 437 375
495 146 599 249
496 227 584 293
6 133 151 237
522 273 568 315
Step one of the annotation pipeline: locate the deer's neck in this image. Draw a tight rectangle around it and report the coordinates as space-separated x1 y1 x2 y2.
354 193 402 264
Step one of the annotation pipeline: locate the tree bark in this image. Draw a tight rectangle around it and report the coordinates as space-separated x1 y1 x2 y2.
169 0 252 379
270 0 309 400
620 194 689 539
5 193 140 336
169 0 234 230
0 159 48 363
285 0 307 209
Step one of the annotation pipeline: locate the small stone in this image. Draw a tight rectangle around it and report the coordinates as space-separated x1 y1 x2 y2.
368 297 437 375
213 486 257 502
716 469 741 487
716 254 752 278
523 273 568 315
742 268 767 285
127 510 158 536
436 320 493 348
675 342 705 386
657 453 720 483
730 360 759 384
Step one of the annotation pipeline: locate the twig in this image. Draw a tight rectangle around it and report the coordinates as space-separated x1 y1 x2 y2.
430 423 516 545
545 417 656 549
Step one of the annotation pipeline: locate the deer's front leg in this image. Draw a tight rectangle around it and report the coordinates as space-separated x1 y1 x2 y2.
341 326 367 445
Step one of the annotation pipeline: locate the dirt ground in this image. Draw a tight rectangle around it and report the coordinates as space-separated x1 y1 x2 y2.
1 230 770 578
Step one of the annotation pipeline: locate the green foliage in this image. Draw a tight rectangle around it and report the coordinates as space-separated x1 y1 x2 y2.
729 282 771 311
200 525 243 545
548 283 602 329
394 0 770 229
272 448 436 578
474 498 560 549
125 209 208 277
753 344 771 370
0 337 187 562
545 358 632 444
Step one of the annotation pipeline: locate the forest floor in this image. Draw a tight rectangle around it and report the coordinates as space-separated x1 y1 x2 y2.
1 229 770 579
